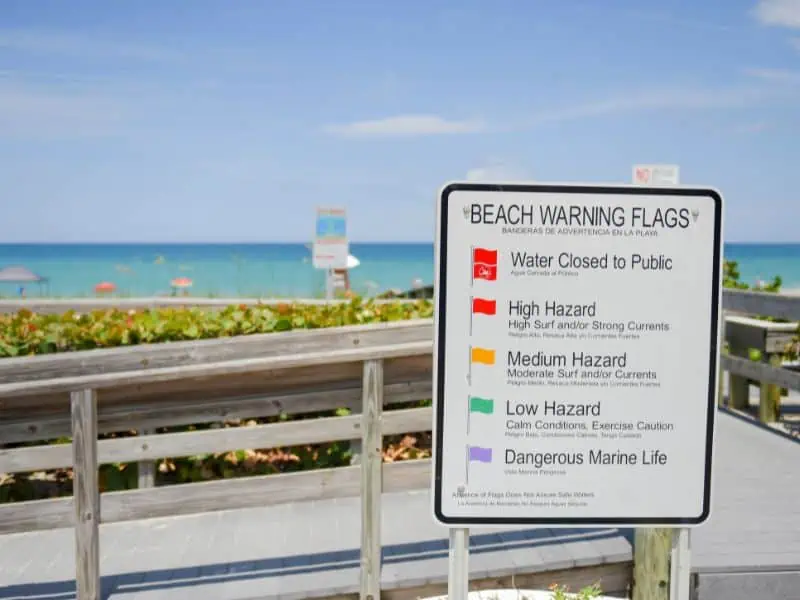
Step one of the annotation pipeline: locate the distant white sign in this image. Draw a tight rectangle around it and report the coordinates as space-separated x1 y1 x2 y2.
432 182 722 527
312 207 348 269
633 164 680 186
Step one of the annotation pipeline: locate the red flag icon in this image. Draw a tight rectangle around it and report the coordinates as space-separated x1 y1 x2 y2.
472 247 498 281
472 297 496 315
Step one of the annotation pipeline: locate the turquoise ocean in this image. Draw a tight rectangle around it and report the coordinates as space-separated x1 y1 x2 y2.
0 243 798 298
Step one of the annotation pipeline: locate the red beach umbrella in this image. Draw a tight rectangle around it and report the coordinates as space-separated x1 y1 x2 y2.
170 277 192 288
94 281 116 293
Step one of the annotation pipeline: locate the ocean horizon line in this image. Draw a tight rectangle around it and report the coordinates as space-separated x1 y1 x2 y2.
0 240 797 246
0 241 435 246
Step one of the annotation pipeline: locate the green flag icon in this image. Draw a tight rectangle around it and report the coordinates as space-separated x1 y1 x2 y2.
469 396 494 415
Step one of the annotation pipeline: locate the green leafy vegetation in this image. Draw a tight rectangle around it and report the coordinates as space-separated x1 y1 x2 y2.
548 582 604 600
0 298 435 502
723 259 782 292
0 298 433 358
722 260 799 362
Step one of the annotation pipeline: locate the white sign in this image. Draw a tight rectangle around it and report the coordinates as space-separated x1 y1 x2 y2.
312 207 348 269
432 182 722 527
633 164 680 186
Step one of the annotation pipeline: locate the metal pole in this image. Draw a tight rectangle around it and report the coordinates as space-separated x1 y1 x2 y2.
448 528 469 600
670 528 691 600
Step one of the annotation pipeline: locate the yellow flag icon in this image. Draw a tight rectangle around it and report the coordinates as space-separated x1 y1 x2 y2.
471 347 496 365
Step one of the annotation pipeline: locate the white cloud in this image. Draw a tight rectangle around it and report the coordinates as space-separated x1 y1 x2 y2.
323 114 486 138
0 79 126 138
466 162 532 182
324 80 792 143
516 85 767 129
0 28 180 62
625 9 738 32
744 67 800 83
753 0 800 28
730 121 771 134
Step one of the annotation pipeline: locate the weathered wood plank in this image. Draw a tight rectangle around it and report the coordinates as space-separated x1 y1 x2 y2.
0 406 433 473
0 319 432 383
723 289 800 321
0 354 429 423
361 360 383 600
0 341 432 397
722 354 800 392
70 388 99 600
724 316 798 355
0 458 432 534
727 339 751 410
0 379 432 444
633 528 670 600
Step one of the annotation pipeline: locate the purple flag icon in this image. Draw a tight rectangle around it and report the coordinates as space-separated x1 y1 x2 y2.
468 446 492 463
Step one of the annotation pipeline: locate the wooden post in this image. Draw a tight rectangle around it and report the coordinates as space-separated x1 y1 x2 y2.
360 359 383 600
138 428 156 488
759 353 782 423
71 388 100 600
727 339 750 411
633 528 671 600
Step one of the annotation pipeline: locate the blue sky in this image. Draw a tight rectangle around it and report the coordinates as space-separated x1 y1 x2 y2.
1 0 799 243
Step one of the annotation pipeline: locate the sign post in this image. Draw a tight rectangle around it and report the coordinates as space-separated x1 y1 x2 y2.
432 182 722 599
312 207 348 299
632 166 692 600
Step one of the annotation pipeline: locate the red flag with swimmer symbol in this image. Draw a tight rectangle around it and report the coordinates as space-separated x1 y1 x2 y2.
472 247 498 282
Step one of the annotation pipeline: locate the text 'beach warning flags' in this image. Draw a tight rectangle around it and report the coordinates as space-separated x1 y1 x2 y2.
471 247 498 282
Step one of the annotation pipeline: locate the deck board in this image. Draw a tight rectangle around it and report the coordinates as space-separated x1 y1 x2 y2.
0 489 631 599
691 410 800 573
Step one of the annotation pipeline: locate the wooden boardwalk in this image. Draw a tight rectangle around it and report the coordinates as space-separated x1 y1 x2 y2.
1 409 798 600
2 288 800 600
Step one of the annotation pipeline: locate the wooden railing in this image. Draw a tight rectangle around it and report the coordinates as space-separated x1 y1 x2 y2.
720 289 800 422
0 320 433 600
1 289 800 600
636 288 800 600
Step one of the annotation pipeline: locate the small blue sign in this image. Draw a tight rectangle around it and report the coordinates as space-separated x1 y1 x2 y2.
316 214 346 238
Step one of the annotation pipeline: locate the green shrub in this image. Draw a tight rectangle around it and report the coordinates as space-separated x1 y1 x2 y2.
0 298 433 358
